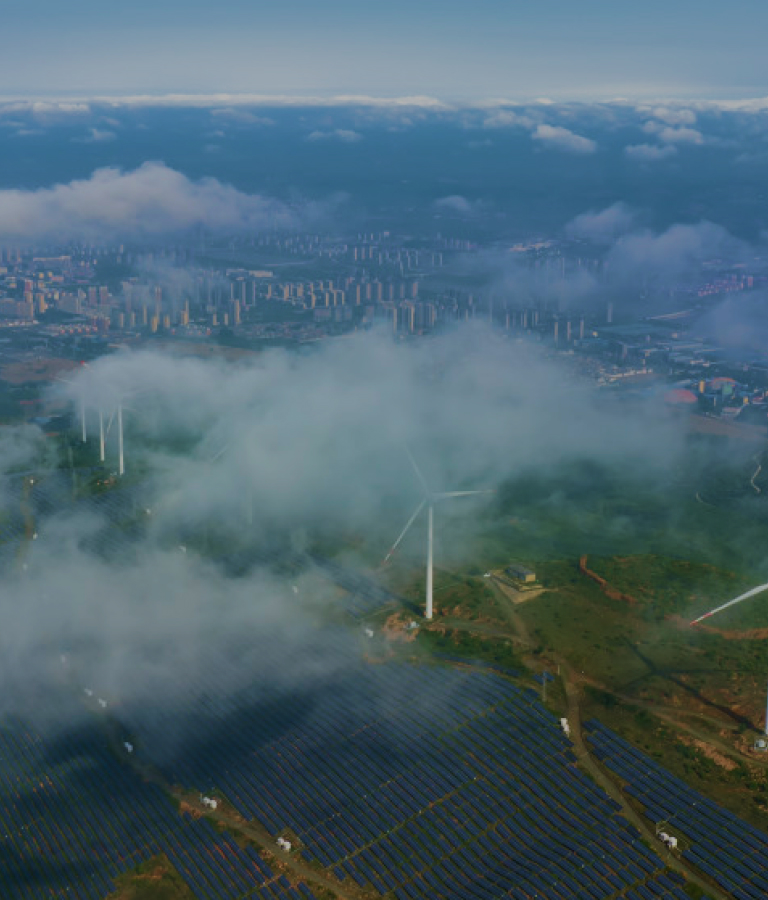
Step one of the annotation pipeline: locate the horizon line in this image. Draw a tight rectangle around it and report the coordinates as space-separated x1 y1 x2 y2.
2 91 768 112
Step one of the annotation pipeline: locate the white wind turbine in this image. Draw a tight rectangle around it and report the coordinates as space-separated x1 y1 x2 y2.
57 364 143 477
102 387 147 477
384 451 492 620
104 400 127 476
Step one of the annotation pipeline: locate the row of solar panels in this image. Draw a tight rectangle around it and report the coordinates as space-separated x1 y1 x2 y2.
125 662 693 900
586 718 762 900
0 720 319 900
164 814 319 900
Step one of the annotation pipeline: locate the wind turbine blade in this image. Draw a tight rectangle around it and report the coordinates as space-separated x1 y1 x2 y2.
433 490 495 500
383 499 426 564
405 447 431 497
210 443 231 463
105 410 115 437
690 582 768 626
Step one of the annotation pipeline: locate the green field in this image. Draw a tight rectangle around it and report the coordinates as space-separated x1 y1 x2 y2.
376 441 768 833
108 856 194 900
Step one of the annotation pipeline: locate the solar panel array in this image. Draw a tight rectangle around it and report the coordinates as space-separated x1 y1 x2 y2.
0 472 144 563
0 720 320 900
130 663 700 900
586 718 765 900
30 472 73 518
308 553 402 617
0 514 24 543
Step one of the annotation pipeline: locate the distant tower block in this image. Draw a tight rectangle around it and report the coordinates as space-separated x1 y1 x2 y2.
606 302 614 324
553 317 559 344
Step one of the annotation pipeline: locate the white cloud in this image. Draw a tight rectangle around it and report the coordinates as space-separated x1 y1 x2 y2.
624 143 678 161
608 221 744 277
651 106 696 126
73 127 116 144
433 195 479 215
642 120 705 144
0 93 450 112
482 110 535 129
0 162 314 241
0 100 90 119
306 128 362 143
693 97 768 113
658 126 705 145
532 124 597 154
210 108 275 125
566 202 637 244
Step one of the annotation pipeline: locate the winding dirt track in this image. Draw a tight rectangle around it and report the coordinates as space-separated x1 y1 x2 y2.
485 578 732 900
578 555 638 605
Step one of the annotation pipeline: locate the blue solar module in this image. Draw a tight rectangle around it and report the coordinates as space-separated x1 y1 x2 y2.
0 658 732 900
0 714 328 900
121 661 685 899
585 718 768 900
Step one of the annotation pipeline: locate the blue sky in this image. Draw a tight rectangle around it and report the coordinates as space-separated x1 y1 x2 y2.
3 0 768 100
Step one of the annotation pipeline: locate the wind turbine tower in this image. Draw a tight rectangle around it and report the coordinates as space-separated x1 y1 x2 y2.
98 408 105 463
104 397 132 477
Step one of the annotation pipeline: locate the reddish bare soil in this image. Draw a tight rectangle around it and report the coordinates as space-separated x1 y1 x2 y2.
579 555 639 605
669 613 768 640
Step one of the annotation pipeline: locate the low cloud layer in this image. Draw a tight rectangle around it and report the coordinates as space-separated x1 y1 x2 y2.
566 202 637 244
0 163 329 241
433 195 482 215
0 327 691 729
307 128 362 143
532 124 597 154
624 143 678 162
607 220 746 281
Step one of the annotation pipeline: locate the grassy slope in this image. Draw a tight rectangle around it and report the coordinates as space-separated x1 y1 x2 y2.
107 856 195 900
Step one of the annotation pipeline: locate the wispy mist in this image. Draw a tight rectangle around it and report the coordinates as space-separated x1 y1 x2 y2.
0 326 689 730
